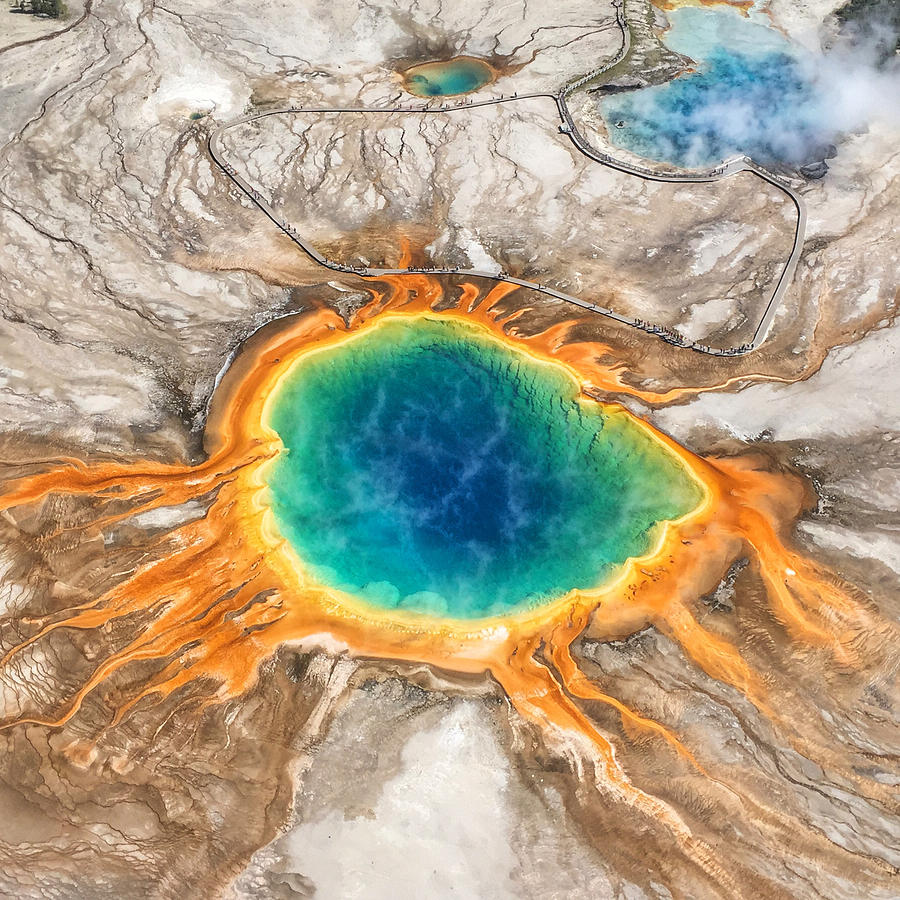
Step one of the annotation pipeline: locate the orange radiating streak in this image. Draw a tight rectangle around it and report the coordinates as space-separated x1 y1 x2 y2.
546 628 706 773
457 282 480 312
499 651 656 799
494 647 738 892
708 455 869 663
659 601 770 709
0 448 262 512
473 280 522 312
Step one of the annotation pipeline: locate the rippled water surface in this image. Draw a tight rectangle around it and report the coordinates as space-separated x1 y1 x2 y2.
265 318 702 619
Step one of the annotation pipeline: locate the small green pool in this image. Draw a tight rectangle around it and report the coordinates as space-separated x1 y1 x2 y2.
403 57 494 97
265 317 702 620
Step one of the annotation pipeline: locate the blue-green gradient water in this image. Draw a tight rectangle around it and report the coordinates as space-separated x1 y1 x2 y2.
265 318 702 619
602 7 834 167
404 57 493 97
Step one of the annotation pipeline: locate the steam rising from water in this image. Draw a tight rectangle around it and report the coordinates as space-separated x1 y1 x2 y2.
602 6 900 168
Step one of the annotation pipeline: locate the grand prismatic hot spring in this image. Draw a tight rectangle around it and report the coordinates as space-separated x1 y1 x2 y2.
264 317 703 620
0 277 874 885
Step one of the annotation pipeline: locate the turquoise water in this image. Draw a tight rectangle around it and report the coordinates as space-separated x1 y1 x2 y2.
601 7 833 167
403 57 493 97
265 318 702 620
